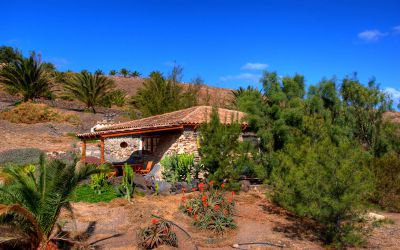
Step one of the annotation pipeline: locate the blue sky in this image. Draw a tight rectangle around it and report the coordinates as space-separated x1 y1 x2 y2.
1 0 400 103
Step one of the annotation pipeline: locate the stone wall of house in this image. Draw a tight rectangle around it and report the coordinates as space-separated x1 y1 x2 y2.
81 127 200 167
104 136 141 162
163 127 199 163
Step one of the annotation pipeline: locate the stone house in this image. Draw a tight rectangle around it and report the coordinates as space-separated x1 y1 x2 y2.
77 106 248 172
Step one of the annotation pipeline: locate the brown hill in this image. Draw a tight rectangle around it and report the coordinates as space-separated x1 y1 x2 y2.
110 76 234 107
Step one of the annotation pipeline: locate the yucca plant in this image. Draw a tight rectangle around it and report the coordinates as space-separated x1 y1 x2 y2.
63 71 116 113
0 53 53 101
0 154 100 249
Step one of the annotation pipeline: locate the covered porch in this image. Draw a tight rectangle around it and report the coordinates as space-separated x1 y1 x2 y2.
77 125 185 174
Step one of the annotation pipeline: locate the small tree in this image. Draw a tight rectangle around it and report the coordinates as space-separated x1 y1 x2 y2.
120 68 129 77
64 71 116 113
0 53 53 101
199 108 242 183
109 69 117 76
340 75 391 154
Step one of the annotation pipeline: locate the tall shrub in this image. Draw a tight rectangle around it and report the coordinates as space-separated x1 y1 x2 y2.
199 108 242 183
370 151 400 212
272 137 373 247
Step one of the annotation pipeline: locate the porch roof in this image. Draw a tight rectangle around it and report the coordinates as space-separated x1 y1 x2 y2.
77 106 247 139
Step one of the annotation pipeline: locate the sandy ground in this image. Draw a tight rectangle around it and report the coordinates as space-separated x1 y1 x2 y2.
60 189 400 250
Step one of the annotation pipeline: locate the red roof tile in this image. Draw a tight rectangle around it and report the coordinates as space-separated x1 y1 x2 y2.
77 106 247 138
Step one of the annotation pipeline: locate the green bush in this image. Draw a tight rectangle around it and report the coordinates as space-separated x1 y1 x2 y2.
370 151 400 212
271 138 373 248
161 153 196 183
0 148 43 166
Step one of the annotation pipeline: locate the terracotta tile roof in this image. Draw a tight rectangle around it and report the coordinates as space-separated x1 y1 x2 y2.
77 106 247 138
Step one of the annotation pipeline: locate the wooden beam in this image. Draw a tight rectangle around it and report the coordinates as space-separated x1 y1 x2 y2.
100 125 184 138
100 138 105 164
81 140 86 162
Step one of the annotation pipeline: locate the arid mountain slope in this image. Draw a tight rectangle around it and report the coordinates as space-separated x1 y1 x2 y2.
110 76 234 107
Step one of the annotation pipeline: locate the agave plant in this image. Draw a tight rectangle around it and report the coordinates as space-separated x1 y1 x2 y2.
63 71 116 113
0 53 53 101
0 154 100 249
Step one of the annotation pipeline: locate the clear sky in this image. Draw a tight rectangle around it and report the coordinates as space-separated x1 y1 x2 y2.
1 0 400 102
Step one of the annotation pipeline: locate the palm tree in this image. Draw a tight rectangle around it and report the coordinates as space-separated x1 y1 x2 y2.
119 68 129 77
64 71 116 113
0 54 53 101
94 69 104 75
129 70 141 78
109 70 117 76
0 155 100 249
231 86 262 109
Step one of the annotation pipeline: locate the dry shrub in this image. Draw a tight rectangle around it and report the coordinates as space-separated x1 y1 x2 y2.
0 102 81 125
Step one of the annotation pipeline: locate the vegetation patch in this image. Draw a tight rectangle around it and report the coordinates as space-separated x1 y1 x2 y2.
0 148 43 166
70 184 118 203
0 154 100 249
161 153 201 183
0 102 81 124
180 182 236 234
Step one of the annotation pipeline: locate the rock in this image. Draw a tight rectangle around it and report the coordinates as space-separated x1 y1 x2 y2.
182 182 193 192
156 181 172 196
367 212 386 221
136 186 153 196
134 174 152 194
240 180 251 192
191 179 200 189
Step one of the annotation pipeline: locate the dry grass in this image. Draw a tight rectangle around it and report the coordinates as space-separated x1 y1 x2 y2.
0 102 81 125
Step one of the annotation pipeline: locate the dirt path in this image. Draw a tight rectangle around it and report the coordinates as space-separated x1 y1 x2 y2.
61 189 400 250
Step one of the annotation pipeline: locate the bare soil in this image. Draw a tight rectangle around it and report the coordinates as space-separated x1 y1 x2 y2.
61 188 400 250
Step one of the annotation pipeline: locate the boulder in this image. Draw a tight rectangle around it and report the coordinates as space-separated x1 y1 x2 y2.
156 181 172 196
134 174 152 193
367 212 386 221
240 180 251 192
